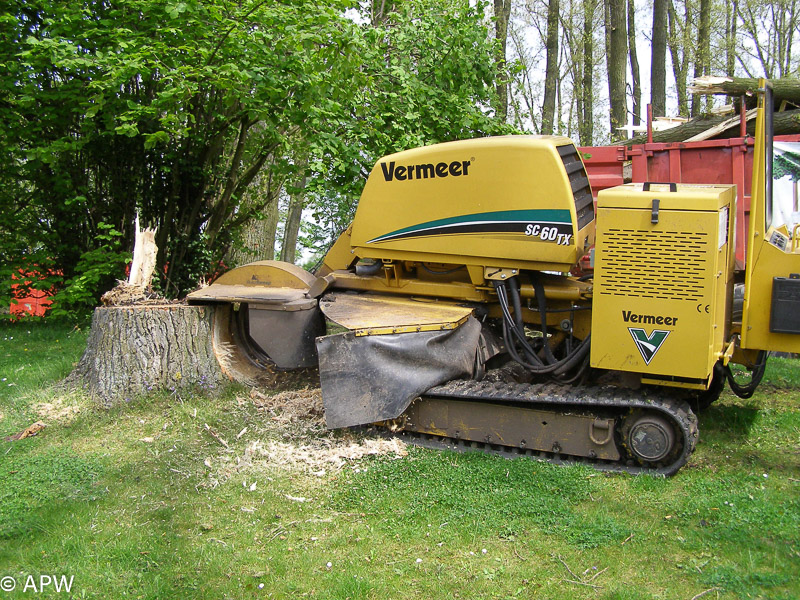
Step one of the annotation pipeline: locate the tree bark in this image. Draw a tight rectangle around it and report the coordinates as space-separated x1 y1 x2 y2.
650 0 668 117
280 177 307 264
668 0 691 117
605 0 627 140
67 305 226 406
541 0 560 135
580 0 597 145
691 0 711 117
725 0 738 77
627 0 641 126
493 0 513 122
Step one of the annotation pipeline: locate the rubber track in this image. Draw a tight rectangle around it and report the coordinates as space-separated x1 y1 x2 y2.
402 379 699 476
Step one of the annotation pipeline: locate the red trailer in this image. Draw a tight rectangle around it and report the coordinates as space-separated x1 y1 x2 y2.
580 134 800 269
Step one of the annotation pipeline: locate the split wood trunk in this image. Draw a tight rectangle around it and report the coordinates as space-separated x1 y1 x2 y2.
689 76 800 105
625 109 800 146
68 305 226 406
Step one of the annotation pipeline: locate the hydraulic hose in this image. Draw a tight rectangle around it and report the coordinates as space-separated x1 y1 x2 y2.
495 282 544 366
528 272 558 364
506 277 542 365
724 351 768 399
493 279 591 378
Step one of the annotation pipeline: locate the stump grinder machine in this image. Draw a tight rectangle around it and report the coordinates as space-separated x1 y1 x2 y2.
189 80 800 475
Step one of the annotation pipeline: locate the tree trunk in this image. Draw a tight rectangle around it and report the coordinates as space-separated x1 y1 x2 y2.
280 177 307 264
668 0 691 117
227 188 280 267
541 0 560 135
725 0 738 77
691 0 711 117
580 0 597 145
493 0 513 122
605 0 627 140
67 305 226 406
627 0 641 126
650 0 668 117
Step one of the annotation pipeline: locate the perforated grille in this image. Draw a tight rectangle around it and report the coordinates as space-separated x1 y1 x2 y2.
597 229 710 301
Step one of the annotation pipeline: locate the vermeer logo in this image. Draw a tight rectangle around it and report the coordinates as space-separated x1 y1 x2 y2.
628 328 670 365
380 160 471 181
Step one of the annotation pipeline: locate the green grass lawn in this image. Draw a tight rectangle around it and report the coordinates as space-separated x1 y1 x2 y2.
0 319 798 599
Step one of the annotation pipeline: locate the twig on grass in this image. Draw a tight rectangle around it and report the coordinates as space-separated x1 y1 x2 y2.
689 588 719 600
587 567 608 582
563 579 603 589
265 521 299 543
622 532 635 545
556 554 606 589
204 423 229 448
555 554 579 580
265 527 286 543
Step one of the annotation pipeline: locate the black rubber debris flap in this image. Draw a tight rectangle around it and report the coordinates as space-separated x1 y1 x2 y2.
317 316 482 429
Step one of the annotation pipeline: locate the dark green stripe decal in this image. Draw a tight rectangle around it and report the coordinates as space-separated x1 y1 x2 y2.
367 209 572 244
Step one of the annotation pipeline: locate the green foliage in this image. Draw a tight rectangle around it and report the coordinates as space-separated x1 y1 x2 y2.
1 0 509 306
49 223 129 319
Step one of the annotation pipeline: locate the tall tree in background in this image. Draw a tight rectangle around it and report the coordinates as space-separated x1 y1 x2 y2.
627 0 641 126
668 0 692 117
725 0 738 76
605 0 627 139
650 0 668 117
558 0 594 142
541 0 560 134
691 0 711 116
494 0 513 121
580 0 598 144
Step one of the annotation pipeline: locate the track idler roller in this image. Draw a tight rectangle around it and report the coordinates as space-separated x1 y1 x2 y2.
621 411 679 465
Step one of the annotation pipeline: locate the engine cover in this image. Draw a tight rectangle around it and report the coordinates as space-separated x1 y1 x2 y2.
350 136 594 273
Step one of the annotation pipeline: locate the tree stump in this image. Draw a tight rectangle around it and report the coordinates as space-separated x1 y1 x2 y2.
68 304 226 406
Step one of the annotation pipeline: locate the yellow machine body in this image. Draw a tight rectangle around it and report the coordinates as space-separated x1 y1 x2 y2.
187 81 800 475
741 88 800 354
350 136 595 273
591 184 736 386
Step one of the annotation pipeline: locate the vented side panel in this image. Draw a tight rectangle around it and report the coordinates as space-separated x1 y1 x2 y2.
596 229 711 301
558 144 594 230
592 186 734 380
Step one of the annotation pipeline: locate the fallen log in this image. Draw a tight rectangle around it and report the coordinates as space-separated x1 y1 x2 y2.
689 76 800 106
625 109 800 146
